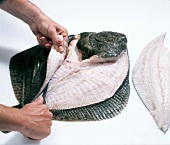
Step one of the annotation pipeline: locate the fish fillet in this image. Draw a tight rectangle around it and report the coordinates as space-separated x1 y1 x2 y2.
45 45 129 110
132 33 170 133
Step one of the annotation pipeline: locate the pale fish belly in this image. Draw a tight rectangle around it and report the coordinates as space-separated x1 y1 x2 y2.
132 33 170 133
45 50 129 110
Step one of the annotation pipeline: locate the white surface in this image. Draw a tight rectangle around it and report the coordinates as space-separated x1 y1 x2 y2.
0 0 170 144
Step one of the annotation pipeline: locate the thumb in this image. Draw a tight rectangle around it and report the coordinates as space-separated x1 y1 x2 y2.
32 96 44 105
50 28 64 53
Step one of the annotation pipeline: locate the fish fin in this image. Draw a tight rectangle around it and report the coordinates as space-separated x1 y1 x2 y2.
9 45 50 105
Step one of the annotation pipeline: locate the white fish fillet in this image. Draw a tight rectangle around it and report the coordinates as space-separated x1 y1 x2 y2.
34 36 68 99
45 36 129 110
132 33 170 133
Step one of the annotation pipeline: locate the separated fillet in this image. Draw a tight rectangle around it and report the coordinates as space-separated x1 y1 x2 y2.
132 33 170 133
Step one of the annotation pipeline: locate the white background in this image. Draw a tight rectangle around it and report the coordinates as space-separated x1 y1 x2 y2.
0 0 170 144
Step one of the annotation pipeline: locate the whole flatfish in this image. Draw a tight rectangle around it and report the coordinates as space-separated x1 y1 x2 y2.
10 31 130 121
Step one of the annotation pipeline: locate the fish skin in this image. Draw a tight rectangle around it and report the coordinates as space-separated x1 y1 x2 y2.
77 31 127 60
132 33 170 133
9 31 130 121
9 45 50 106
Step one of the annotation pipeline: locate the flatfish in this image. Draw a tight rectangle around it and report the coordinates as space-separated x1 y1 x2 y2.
132 33 170 133
10 31 130 121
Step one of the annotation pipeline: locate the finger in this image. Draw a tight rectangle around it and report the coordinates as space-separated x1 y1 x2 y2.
32 96 44 105
44 111 53 119
37 35 53 49
49 40 53 45
45 43 52 49
36 35 42 45
63 35 68 43
24 135 35 140
58 29 68 43
46 120 52 127
48 27 64 53
37 35 50 48
40 36 49 46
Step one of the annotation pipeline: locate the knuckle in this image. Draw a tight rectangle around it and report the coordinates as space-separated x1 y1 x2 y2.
53 36 62 44
48 120 52 126
48 111 53 118
45 111 53 119
47 128 51 135
47 26 56 35
42 105 48 110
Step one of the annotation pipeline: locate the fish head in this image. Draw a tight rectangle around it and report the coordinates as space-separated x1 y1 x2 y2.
77 31 127 61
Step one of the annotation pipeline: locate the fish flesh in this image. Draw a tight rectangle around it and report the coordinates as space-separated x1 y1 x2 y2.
9 31 130 121
132 33 170 133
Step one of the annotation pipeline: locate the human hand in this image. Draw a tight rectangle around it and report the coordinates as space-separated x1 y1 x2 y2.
30 14 68 52
0 0 68 52
19 96 53 140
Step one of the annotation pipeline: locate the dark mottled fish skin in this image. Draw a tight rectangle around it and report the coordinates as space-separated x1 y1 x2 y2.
77 31 127 60
9 32 130 122
68 35 75 45
9 45 50 106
